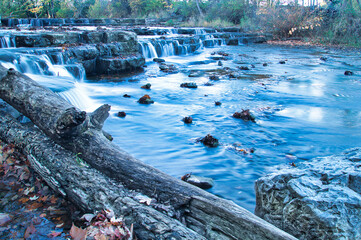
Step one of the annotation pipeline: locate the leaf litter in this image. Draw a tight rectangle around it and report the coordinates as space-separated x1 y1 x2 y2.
0 139 134 239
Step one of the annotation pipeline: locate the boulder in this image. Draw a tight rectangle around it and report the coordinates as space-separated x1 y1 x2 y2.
255 148 361 239
199 134 219 147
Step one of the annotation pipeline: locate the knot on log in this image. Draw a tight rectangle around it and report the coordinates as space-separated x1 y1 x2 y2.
56 107 86 136
90 104 110 130
7 68 16 75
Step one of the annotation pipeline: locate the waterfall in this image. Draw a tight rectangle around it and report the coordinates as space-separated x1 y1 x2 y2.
140 42 159 59
0 36 16 48
0 48 94 110
58 82 99 112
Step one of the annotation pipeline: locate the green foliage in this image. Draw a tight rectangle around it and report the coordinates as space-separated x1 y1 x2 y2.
129 0 169 17
88 0 110 18
108 0 131 18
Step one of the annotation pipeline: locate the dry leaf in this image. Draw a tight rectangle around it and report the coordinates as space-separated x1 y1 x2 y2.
48 231 62 238
70 223 88 240
24 223 36 238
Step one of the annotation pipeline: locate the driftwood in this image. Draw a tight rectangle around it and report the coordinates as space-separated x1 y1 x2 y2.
0 109 206 239
0 65 297 240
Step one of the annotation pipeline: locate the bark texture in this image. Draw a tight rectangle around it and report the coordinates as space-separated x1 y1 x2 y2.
0 65 297 240
0 110 206 240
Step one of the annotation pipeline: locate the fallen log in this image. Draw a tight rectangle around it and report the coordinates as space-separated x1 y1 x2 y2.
0 109 206 239
0 65 297 240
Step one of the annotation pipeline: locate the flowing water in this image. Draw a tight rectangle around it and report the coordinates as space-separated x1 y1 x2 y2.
1 29 361 212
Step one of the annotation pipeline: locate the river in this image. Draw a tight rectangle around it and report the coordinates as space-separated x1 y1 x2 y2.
1 28 361 212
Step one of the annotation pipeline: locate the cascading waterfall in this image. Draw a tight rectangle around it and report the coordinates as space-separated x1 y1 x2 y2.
0 36 16 48
0 48 95 110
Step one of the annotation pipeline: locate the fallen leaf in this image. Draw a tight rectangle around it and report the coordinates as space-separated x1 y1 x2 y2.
70 223 88 240
0 213 11 226
81 213 95 222
18 197 29 204
24 223 36 238
29 196 39 201
56 223 64 228
48 231 62 238
26 202 43 210
94 233 107 240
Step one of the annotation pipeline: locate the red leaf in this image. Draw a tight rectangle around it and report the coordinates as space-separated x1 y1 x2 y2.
70 223 88 240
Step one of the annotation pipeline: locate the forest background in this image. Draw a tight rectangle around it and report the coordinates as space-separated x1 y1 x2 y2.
0 0 360 46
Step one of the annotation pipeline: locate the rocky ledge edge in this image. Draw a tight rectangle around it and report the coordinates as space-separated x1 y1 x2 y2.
255 148 361 239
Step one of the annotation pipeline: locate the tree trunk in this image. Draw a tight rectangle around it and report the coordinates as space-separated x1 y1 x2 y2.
195 0 204 17
0 109 206 240
0 65 297 240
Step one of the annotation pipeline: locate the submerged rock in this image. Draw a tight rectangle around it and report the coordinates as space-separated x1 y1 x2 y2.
218 61 223 66
238 66 250 70
345 70 354 76
233 109 256 122
181 174 214 190
279 60 286 64
255 148 361 239
117 111 126 118
141 83 151 89
180 82 198 88
182 116 193 124
209 75 220 80
138 95 154 104
159 63 178 73
199 134 219 147
188 71 203 77
263 63 268 66
320 56 327 61
153 58 165 63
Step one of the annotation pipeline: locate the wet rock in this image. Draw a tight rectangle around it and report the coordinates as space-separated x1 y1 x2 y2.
199 134 219 147
217 51 230 57
279 60 286 64
153 58 165 63
238 66 250 70
215 101 222 106
345 70 354 76
180 82 198 88
320 57 327 61
228 72 241 79
123 94 131 98
218 61 223 66
255 148 361 240
181 174 214 190
188 71 203 77
209 75 220 80
251 64 255 68
141 83 151 89
159 63 178 73
159 64 169 71
233 109 256 122
117 111 126 118
263 63 268 67
138 95 154 104
182 116 193 124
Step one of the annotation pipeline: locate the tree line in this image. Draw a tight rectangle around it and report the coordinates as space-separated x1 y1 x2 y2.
0 0 360 46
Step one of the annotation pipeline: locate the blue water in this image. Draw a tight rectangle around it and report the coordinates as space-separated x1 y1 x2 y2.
2 40 361 212
81 44 361 211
